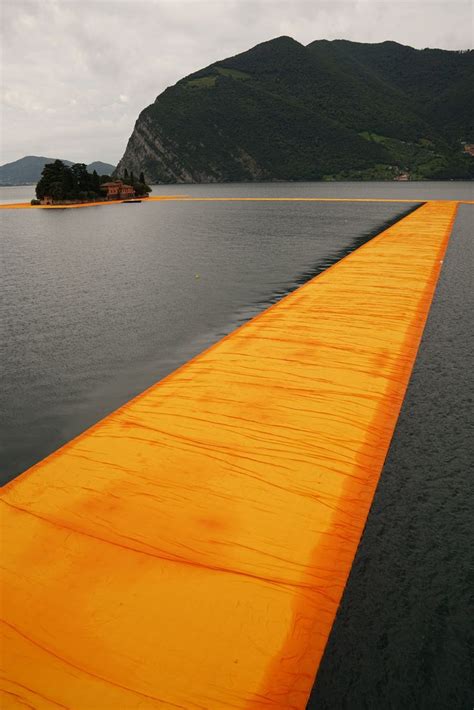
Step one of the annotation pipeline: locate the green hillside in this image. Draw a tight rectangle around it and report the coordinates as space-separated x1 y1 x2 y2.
116 37 474 182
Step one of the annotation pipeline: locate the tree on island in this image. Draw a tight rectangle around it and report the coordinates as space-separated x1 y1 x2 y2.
36 160 108 202
121 168 151 197
35 160 70 201
36 160 151 202
92 169 101 193
35 159 151 202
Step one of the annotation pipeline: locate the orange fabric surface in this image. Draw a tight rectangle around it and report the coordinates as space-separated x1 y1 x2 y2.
0 197 433 210
0 201 458 709
0 197 181 210
3 197 471 210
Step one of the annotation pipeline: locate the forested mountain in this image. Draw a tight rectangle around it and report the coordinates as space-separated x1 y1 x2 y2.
0 156 116 185
115 37 474 182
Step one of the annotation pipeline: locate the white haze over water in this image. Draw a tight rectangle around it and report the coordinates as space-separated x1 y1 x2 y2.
1 0 472 165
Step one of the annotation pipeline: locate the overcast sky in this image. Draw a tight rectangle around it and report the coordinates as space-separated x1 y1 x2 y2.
1 0 472 165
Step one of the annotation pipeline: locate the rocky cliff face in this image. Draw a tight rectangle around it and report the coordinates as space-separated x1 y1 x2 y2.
116 114 202 183
115 109 266 183
115 37 474 183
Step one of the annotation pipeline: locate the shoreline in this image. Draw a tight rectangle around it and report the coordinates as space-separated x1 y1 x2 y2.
1 195 474 209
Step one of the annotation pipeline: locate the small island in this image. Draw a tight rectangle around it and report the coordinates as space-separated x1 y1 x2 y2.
33 160 151 205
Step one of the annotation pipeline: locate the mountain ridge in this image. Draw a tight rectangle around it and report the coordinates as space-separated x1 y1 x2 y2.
0 156 116 186
115 37 473 182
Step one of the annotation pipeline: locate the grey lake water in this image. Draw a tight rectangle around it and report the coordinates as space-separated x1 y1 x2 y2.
2 180 474 203
1 181 473 708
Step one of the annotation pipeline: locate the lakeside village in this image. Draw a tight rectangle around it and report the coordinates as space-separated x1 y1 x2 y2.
32 160 151 205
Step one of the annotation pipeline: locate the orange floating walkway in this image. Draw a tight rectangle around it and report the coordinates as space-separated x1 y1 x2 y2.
0 201 458 709
0 196 184 210
2 196 472 209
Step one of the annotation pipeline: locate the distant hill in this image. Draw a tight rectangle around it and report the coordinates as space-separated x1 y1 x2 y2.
86 161 116 176
0 156 116 185
115 37 474 182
